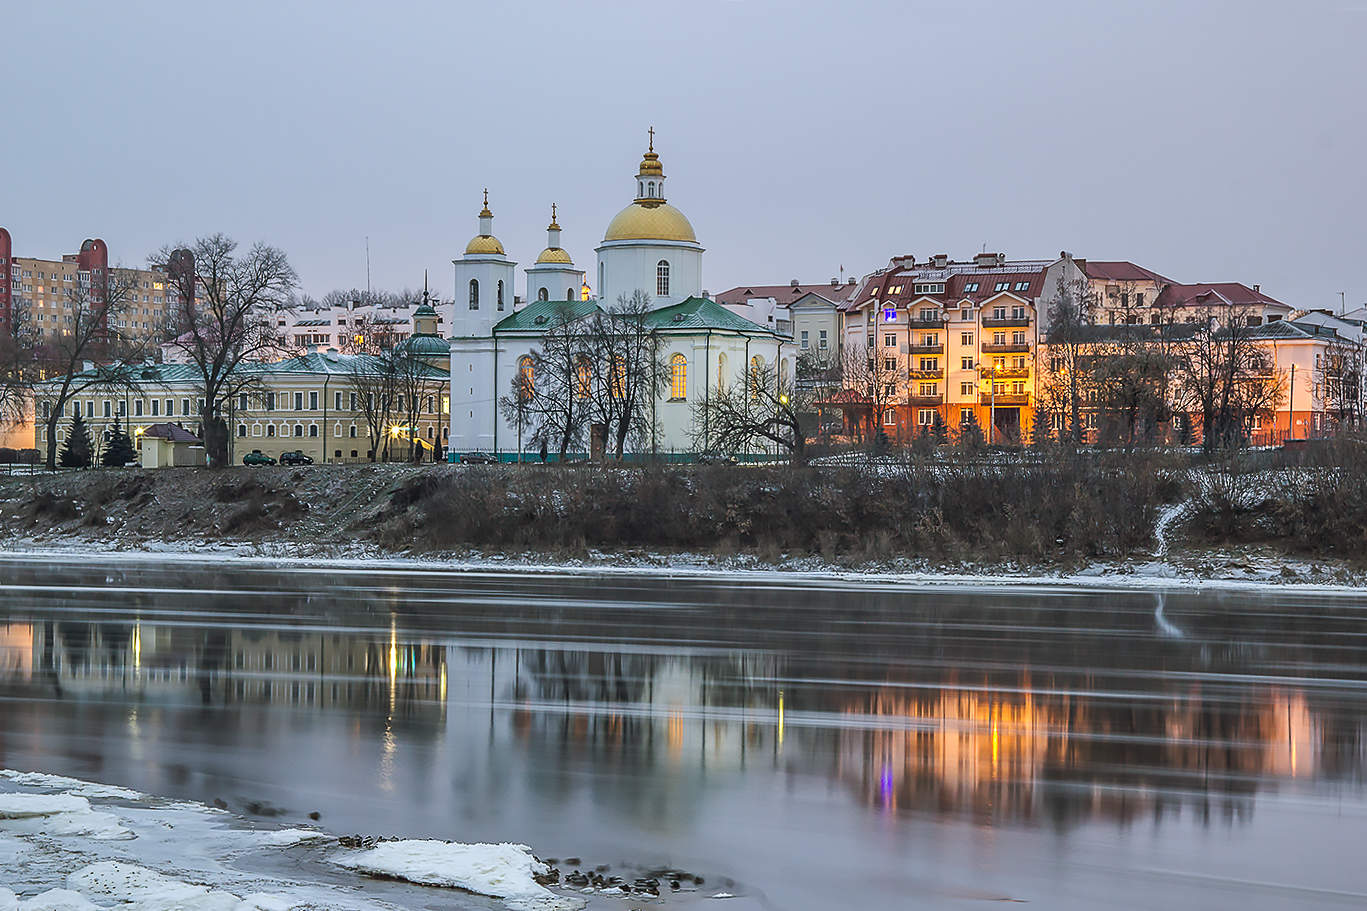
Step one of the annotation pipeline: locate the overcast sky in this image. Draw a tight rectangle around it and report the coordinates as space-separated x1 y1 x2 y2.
2 1 1363 309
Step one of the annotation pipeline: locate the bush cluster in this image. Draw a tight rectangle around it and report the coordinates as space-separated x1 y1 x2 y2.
373 452 1170 563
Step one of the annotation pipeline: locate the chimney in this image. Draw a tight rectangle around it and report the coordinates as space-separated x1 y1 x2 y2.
1253 284 1260 293
847 277 855 285
790 279 799 287
830 277 839 287
975 252 1001 268
702 290 711 300
932 253 948 268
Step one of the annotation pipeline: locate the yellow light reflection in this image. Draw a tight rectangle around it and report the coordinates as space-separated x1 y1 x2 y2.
777 690 785 749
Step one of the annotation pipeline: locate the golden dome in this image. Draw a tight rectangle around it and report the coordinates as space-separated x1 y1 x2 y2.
638 150 663 177
465 234 505 255
536 246 573 264
603 201 697 243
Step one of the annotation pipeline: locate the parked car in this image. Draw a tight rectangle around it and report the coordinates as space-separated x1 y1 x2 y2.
279 450 314 466
460 451 498 464
242 450 276 466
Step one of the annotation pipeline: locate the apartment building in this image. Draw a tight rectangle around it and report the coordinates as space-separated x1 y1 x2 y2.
0 229 191 343
715 278 860 366
838 252 1085 442
34 351 450 464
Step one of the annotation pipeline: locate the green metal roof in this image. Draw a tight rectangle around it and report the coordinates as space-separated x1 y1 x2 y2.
43 351 448 389
493 298 601 333
645 296 783 336
396 334 451 357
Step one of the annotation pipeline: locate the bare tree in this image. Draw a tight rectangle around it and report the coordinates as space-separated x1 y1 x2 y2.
154 235 298 467
1171 302 1284 452
693 359 811 463
1313 332 1363 432
498 367 535 463
35 270 146 469
1040 277 1099 444
393 348 444 461
835 338 903 443
0 296 36 431
346 355 398 462
586 291 664 460
526 302 595 460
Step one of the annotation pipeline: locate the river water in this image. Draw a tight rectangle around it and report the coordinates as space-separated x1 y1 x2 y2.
1 556 1365 909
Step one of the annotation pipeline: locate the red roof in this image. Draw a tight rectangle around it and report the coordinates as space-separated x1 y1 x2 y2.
714 282 860 307
1082 261 1171 284
1153 282 1288 311
847 266 1049 313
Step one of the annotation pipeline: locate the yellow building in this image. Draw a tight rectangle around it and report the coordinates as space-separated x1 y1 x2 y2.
35 349 449 465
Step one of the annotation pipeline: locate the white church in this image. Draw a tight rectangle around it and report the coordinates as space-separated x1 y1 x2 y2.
447 135 794 460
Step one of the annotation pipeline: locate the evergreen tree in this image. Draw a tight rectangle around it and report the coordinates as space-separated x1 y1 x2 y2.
58 412 94 468
957 412 985 451
930 413 949 444
102 425 136 467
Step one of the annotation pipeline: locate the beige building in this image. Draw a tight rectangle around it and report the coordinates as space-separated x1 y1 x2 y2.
35 349 449 464
8 240 187 344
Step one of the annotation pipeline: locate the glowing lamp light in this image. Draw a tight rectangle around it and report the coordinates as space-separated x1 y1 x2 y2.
779 394 789 406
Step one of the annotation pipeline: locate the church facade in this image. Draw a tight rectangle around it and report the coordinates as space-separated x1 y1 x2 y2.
447 137 794 460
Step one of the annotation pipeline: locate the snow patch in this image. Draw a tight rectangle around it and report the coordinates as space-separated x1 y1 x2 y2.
0 794 129 840
66 861 295 911
260 828 329 846
0 770 142 801
333 840 584 911
2 889 99 911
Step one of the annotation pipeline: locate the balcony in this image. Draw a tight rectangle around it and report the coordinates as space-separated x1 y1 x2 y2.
980 393 1030 406
992 366 1031 378
910 368 944 379
908 394 943 406
981 317 1032 328
906 318 947 330
905 343 944 355
981 342 1030 354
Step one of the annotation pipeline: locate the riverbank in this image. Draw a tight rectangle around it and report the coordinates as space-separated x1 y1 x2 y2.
1 462 1363 591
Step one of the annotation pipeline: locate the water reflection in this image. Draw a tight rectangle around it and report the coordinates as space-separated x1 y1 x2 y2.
3 608 1363 833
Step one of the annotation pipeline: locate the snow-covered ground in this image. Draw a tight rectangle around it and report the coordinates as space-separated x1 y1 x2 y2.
0 771 617 911
0 536 1364 595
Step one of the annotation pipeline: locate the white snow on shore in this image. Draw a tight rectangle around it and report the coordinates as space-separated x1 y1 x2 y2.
0 887 99 910
67 862 294 911
0 794 129 840
259 828 330 846
4 541 1367 596
0 772 141 801
334 840 584 911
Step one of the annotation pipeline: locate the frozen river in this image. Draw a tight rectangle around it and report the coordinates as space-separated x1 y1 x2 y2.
1 555 1365 909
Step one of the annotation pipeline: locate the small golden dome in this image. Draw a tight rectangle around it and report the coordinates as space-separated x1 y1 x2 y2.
465 234 505 255
603 201 697 243
536 247 573 264
638 150 663 177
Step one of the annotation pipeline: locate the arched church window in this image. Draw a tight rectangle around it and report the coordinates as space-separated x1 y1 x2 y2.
537 287 548 302
497 280 505 311
647 181 655 197
670 353 687 400
517 355 535 397
567 287 575 301
575 355 592 400
749 355 764 400
638 181 644 197
468 279 479 310
656 260 670 297
717 352 728 391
